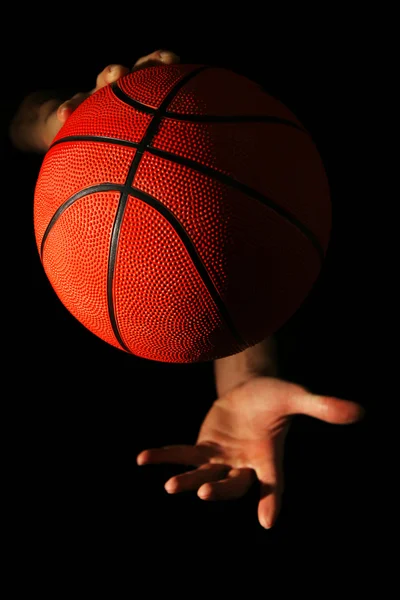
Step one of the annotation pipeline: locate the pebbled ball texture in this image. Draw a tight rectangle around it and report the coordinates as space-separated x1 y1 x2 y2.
34 64 331 363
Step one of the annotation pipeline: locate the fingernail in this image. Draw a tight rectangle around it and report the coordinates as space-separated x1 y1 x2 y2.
57 105 70 121
107 65 122 80
159 50 179 63
198 486 211 499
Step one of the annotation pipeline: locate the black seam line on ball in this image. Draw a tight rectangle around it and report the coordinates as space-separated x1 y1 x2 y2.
128 186 246 350
50 136 140 150
50 103 308 151
106 66 251 352
147 147 325 263
163 112 307 132
101 82 307 132
40 184 125 259
49 134 323 262
44 67 301 352
39 182 131 353
111 83 155 114
40 180 244 351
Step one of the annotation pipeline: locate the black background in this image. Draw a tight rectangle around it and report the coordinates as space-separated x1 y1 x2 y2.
3 17 383 572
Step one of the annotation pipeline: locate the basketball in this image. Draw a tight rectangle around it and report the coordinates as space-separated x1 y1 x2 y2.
34 63 331 364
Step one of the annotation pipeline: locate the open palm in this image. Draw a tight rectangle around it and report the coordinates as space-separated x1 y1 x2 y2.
137 376 364 529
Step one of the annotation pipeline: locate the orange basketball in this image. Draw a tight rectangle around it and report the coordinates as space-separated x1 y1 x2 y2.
34 64 331 364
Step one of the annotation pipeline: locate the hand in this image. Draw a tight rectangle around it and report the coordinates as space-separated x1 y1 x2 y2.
9 49 180 152
137 376 364 529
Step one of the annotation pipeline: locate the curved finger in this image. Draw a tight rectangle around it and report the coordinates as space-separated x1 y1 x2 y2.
258 481 283 530
165 463 231 494
136 444 217 467
256 462 284 529
95 64 130 90
198 468 256 501
56 92 87 123
133 49 180 71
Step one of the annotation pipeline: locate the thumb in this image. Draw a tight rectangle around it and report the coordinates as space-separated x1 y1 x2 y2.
287 390 365 425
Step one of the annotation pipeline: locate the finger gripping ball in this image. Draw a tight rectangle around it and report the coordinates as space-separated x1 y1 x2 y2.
34 64 331 364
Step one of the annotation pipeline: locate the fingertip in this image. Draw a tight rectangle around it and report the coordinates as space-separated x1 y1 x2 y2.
259 513 273 529
259 483 281 530
197 484 212 500
336 400 367 424
56 105 72 124
165 480 177 494
157 50 181 64
107 64 119 73
106 64 129 82
136 453 147 465
133 50 180 72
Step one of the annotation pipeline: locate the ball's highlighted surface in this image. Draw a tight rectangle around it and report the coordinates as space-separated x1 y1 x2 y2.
34 64 331 363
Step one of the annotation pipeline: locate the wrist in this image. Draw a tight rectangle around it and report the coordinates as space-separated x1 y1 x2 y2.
214 336 278 398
